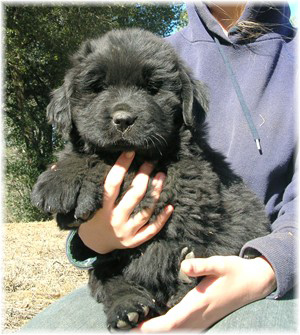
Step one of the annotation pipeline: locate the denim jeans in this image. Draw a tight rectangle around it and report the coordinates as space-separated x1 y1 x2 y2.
20 285 297 333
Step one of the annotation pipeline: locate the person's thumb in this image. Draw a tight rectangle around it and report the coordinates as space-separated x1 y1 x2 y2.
136 314 173 333
181 256 227 277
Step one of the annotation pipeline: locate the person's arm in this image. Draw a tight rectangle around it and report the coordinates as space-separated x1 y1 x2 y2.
240 171 297 299
137 255 276 332
66 151 173 268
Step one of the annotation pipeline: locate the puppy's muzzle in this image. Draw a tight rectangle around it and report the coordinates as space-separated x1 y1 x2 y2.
113 111 136 132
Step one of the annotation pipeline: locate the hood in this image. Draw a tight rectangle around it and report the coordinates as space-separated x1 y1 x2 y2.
186 2 295 44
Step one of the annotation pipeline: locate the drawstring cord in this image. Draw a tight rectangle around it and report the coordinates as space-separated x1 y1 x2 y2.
214 36 262 155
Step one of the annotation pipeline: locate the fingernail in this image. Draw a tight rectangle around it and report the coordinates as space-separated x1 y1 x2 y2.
125 151 135 159
152 173 165 187
165 205 173 213
157 173 166 182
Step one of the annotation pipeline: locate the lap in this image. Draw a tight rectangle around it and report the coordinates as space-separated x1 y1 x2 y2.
20 286 108 333
206 288 297 333
20 285 297 333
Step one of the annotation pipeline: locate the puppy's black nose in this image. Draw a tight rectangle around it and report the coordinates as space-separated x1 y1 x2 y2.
113 111 136 132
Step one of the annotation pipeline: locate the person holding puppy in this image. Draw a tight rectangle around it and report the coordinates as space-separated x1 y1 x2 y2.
23 1 296 332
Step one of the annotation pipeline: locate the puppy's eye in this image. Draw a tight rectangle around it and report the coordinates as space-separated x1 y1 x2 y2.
142 67 162 95
147 80 162 95
80 78 106 94
79 67 106 94
89 80 105 94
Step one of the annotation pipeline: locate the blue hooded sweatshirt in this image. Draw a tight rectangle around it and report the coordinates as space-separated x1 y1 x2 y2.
66 2 297 300
165 2 297 299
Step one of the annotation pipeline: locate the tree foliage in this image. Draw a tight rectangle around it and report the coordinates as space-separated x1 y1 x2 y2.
4 3 187 222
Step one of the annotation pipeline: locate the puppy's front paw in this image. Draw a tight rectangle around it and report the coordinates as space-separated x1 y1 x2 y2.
31 167 81 215
107 297 156 331
56 211 82 230
74 179 103 222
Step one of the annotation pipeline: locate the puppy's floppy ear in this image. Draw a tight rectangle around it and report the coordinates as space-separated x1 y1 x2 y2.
47 83 72 139
180 66 209 128
47 40 96 138
72 39 97 64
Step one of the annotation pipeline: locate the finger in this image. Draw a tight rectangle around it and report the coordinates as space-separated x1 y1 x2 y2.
137 285 209 332
130 172 166 231
181 256 227 277
150 172 166 201
103 152 135 206
137 314 172 332
137 293 193 332
129 205 173 248
117 162 154 214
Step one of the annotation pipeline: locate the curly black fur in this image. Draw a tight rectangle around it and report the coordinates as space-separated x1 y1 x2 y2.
32 29 270 331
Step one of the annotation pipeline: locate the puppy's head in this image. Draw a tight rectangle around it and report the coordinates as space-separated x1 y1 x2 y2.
47 29 208 158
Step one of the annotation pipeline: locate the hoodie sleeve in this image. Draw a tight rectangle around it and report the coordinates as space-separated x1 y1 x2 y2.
240 165 297 299
66 229 98 270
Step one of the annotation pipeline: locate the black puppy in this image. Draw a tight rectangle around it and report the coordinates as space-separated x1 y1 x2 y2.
32 28 270 330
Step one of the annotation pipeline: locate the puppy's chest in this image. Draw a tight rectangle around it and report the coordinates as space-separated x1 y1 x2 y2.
114 163 168 206
114 159 220 214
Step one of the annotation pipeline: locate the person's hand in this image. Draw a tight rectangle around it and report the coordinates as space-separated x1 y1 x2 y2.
78 151 173 254
137 255 277 332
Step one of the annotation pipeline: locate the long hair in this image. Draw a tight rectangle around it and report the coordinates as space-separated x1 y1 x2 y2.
234 5 295 41
208 2 295 41
234 20 272 39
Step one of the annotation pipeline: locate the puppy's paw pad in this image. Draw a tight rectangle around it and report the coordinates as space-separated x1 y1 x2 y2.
180 246 195 261
142 305 150 317
127 312 139 323
178 246 195 283
180 246 189 258
185 251 195 260
113 312 139 330
108 303 152 331
116 319 131 330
